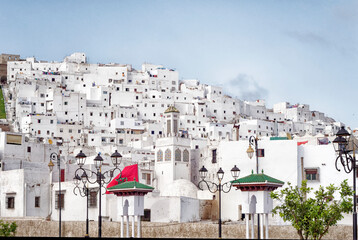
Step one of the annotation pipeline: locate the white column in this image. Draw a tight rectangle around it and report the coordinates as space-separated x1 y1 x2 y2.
251 214 255 239
126 215 129 238
265 213 269 239
120 215 124 238
132 215 135 237
137 215 141 238
245 214 249 239
260 214 264 239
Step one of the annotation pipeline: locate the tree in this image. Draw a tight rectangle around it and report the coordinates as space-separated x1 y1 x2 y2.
0 220 17 237
270 180 353 240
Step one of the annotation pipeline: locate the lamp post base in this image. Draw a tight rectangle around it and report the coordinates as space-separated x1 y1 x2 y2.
353 212 357 240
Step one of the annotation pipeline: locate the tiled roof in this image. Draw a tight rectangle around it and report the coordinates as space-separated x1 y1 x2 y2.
164 106 180 113
107 181 154 191
231 173 284 185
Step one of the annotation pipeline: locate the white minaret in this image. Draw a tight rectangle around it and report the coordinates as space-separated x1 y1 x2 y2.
154 105 191 193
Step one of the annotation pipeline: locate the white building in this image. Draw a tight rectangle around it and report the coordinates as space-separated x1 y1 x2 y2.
0 52 351 226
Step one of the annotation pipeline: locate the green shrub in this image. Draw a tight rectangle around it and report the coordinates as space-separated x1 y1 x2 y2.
0 220 17 237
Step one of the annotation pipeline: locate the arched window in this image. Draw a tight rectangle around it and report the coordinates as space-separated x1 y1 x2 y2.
183 149 189 162
165 149 171 161
157 150 163 162
175 149 181 162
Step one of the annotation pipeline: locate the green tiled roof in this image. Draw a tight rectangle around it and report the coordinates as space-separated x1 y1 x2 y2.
231 173 284 185
107 181 154 191
164 106 180 113
270 137 288 141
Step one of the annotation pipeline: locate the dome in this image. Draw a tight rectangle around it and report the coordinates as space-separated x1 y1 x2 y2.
160 179 198 198
164 105 180 114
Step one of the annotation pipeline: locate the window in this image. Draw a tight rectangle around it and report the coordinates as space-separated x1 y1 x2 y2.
55 192 64 209
27 146 31 152
257 149 265 157
174 120 178 133
175 149 181 162
89 189 97 207
6 195 15 209
183 149 189 162
60 128 63 133
165 149 171 161
212 149 217 163
38 119 41 123
157 150 163 162
167 120 171 133
50 120 54 124
64 102 68 105
305 169 319 181
35 196 40 208
69 129 72 133
142 209 151 221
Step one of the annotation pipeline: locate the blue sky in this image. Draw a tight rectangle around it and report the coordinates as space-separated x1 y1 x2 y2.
1 0 357 128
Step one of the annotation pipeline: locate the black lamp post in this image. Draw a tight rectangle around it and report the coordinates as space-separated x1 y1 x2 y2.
73 172 90 238
74 150 122 238
333 126 357 240
246 135 261 239
48 152 62 238
198 165 240 238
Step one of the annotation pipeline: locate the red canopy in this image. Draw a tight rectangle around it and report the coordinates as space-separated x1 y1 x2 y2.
106 164 138 194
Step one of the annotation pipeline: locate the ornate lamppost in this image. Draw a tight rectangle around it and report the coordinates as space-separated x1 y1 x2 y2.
48 152 62 238
73 173 90 238
74 150 122 238
246 135 261 239
333 126 357 240
198 165 240 238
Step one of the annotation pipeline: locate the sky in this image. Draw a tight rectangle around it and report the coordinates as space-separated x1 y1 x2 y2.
1 0 357 128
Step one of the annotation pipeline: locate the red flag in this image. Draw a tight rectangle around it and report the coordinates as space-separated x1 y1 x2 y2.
297 141 308 146
106 164 138 194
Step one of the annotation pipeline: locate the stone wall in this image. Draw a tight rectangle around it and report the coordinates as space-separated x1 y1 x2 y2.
1 218 353 239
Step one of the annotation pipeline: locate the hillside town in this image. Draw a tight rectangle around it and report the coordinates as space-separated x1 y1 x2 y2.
0 52 355 238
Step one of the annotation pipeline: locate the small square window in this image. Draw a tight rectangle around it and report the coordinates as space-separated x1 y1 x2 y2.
305 169 319 181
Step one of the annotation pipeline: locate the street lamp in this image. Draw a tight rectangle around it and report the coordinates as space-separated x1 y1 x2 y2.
198 165 240 238
48 152 62 238
73 173 90 238
333 126 357 240
74 150 122 238
246 135 261 239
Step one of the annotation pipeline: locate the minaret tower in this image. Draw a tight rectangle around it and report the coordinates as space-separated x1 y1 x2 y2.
154 105 191 193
